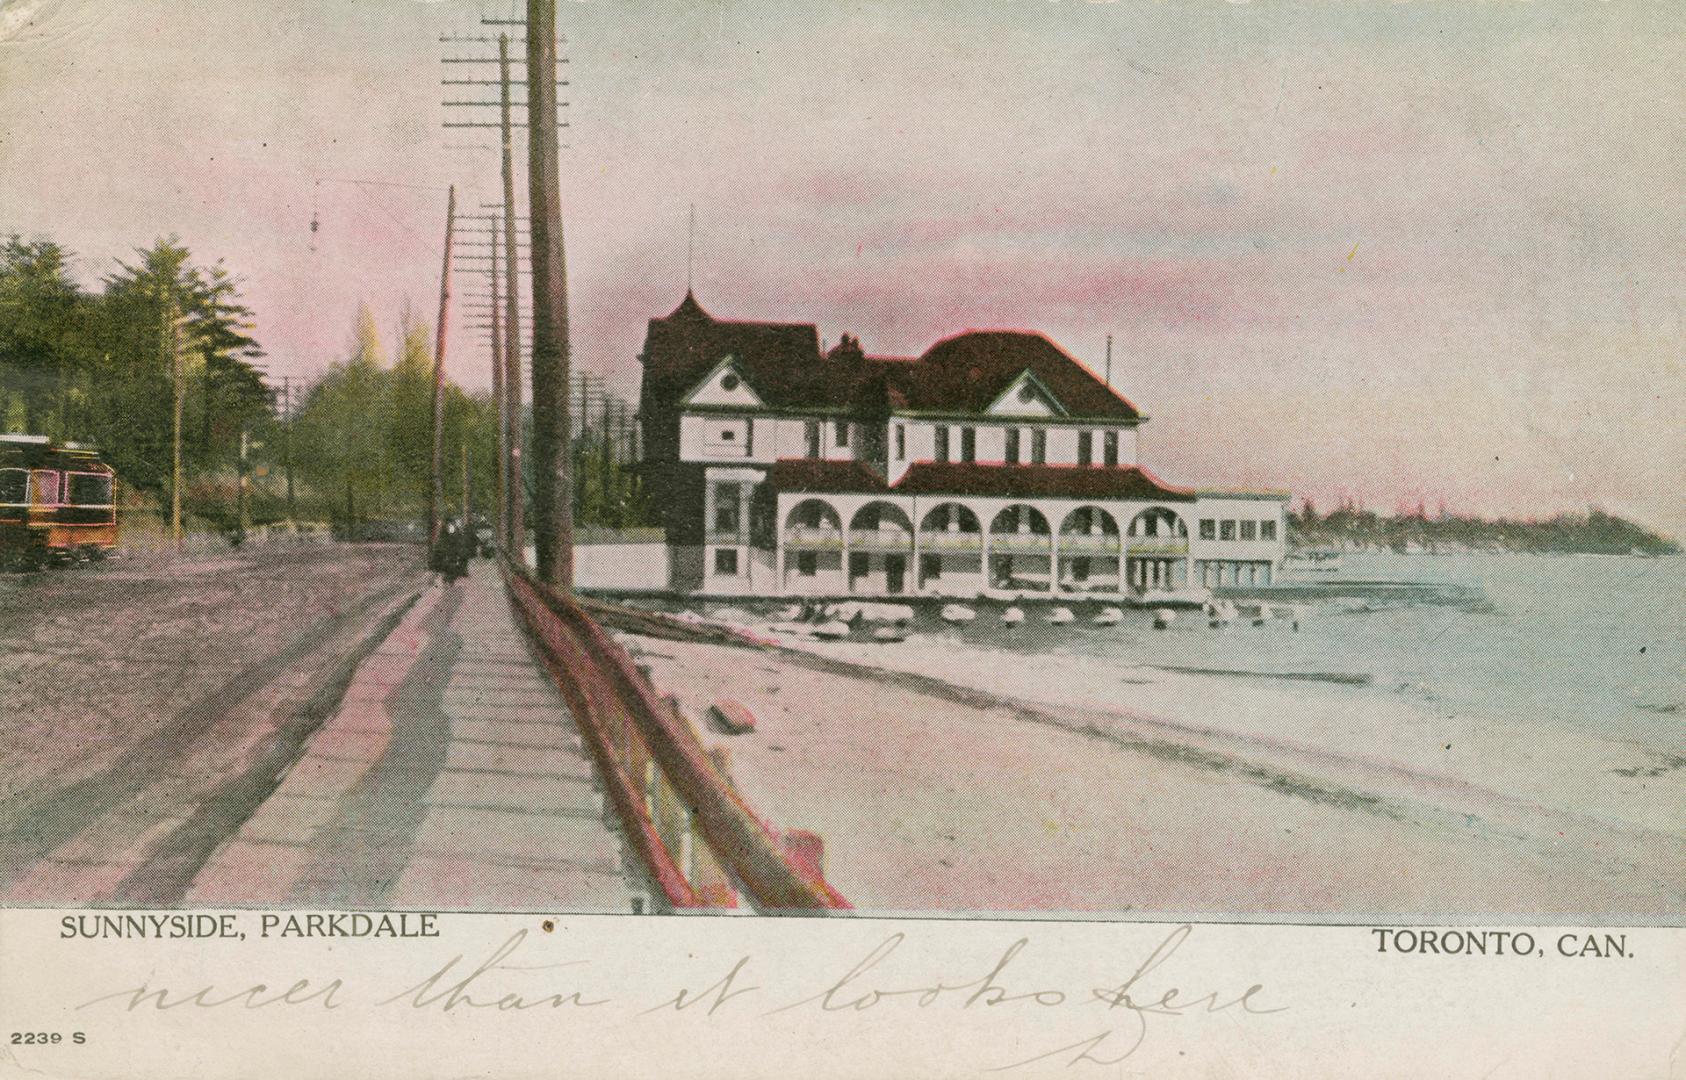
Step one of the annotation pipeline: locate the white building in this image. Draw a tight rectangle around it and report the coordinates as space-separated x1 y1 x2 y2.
638 293 1286 598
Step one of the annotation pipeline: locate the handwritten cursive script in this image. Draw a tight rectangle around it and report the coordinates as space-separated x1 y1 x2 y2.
70 922 1283 1069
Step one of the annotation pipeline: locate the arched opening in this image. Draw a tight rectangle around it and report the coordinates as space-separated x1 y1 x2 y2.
1059 506 1120 541
916 502 983 594
989 504 1050 540
1128 507 1187 539
848 501 914 544
1058 505 1122 593
988 504 1051 593
918 502 982 537
784 498 842 534
847 500 915 594
781 498 844 595
1126 507 1190 593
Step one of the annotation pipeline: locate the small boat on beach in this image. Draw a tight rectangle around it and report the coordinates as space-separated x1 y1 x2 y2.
1205 599 1238 628
1001 606 1025 625
1046 607 1076 624
1285 550 1343 573
1152 608 1177 630
856 602 916 624
871 625 909 643
1091 607 1123 626
941 604 977 624
811 620 852 640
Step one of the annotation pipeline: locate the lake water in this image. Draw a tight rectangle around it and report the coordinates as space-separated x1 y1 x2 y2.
975 552 1685 754
679 552 1686 757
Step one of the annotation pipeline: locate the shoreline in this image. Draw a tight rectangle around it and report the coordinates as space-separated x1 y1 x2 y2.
616 624 1684 919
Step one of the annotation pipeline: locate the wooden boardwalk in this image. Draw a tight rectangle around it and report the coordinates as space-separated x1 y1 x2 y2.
187 560 646 912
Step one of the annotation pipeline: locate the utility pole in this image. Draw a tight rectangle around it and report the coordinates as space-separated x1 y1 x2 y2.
237 425 251 536
499 32 527 564
599 389 613 528
461 442 471 531
429 184 458 550
280 375 296 523
526 0 572 590
165 290 184 550
440 17 567 568
488 215 508 549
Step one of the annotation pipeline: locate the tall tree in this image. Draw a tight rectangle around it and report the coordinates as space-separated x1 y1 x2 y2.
0 237 90 439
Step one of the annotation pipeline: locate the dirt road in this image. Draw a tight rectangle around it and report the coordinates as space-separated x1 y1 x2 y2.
0 542 429 903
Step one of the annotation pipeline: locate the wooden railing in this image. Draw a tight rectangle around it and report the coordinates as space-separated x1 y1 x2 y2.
502 560 849 913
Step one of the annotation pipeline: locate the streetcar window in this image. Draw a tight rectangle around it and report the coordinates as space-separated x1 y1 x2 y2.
0 469 25 505
28 470 60 505
68 473 113 506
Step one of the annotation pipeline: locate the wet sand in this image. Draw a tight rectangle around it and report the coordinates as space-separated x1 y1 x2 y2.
623 632 1685 921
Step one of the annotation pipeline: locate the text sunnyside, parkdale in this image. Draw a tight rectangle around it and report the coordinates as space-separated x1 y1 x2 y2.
59 913 441 940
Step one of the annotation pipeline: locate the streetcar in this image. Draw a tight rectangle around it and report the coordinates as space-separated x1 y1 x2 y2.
0 434 119 567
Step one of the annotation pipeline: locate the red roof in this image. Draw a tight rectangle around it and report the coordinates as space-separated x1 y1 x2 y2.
896 462 1194 501
640 294 1142 421
767 459 890 495
767 459 1196 502
882 330 1141 420
640 292 832 411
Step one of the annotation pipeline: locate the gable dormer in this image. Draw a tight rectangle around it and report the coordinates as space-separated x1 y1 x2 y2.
985 370 1067 418
683 354 765 409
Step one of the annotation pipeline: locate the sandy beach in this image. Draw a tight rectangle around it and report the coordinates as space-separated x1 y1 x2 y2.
620 627 1684 921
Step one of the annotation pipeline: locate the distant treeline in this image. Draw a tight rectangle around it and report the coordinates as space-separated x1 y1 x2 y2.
1289 501 1680 556
2 232 647 534
0 234 268 503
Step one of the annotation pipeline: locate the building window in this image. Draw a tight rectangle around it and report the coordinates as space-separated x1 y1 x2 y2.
28 470 59 506
712 484 741 534
1072 557 1091 582
1030 429 1046 465
67 473 113 507
934 426 950 463
895 424 906 461
920 554 941 581
1199 518 1216 540
1219 520 1236 541
1077 431 1093 467
1240 520 1258 541
804 421 821 459
796 551 818 576
713 548 739 575
1005 428 1020 464
834 419 850 447
1103 431 1118 467
1261 519 1277 541
849 552 869 579
0 469 27 506
960 426 976 463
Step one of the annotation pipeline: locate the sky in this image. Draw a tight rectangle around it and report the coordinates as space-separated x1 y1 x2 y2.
1 0 1681 534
